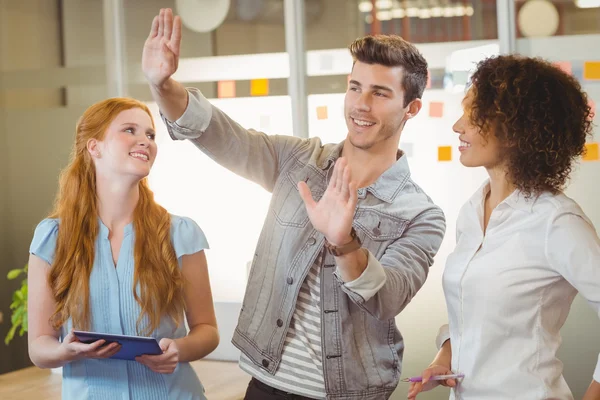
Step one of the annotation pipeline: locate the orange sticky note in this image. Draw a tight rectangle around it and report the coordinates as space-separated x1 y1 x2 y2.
583 143 599 162
583 61 600 81
429 101 444 118
554 61 572 75
218 80 236 98
316 106 328 120
251 79 269 96
426 70 432 89
438 146 452 161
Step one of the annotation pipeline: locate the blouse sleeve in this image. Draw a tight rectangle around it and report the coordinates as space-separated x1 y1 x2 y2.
29 218 60 265
170 215 209 260
545 206 600 382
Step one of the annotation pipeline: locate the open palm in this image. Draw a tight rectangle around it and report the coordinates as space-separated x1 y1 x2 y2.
142 8 182 88
298 157 358 246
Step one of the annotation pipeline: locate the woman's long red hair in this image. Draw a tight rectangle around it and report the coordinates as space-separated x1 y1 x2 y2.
48 98 184 335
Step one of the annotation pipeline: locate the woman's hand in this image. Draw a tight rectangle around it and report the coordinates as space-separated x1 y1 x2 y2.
136 338 180 374
59 330 122 362
407 364 457 399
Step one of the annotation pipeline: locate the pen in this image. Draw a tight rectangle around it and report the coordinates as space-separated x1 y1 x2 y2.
401 373 464 383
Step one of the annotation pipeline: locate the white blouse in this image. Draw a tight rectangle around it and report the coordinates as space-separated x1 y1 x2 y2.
438 181 600 399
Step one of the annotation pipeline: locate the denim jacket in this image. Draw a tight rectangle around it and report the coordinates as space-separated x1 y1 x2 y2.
163 88 446 399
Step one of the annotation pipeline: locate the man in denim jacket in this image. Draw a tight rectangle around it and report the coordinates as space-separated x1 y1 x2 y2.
143 8 445 400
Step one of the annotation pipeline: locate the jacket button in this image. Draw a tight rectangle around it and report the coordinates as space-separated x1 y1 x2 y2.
277 318 284 327
307 237 316 245
262 359 270 368
286 277 294 285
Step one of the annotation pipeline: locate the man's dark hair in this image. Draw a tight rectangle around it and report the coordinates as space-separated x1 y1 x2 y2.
349 35 428 107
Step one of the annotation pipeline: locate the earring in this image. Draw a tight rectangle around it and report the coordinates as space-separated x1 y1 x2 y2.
95 152 101 158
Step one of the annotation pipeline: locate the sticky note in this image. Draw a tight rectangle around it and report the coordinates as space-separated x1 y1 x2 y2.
426 70 432 89
429 101 444 118
217 80 235 98
316 106 328 120
251 79 269 96
554 61 572 75
438 146 452 161
583 143 599 162
583 61 600 81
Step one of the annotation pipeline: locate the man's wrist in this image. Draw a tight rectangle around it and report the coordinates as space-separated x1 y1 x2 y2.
325 228 362 257
326 233 354 247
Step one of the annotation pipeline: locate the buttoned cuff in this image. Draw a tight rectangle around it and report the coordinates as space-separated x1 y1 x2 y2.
436 324 451 350
161 87 213 141
334 250 386 302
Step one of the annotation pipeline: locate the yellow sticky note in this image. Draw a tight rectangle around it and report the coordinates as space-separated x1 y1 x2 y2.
583 61 600 81
316 106 328 120
251 79 269 96
218 80 236 98
583 143 599 162
438 146 452 162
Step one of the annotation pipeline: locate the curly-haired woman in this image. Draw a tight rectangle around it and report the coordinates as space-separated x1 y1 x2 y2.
408 55 599 400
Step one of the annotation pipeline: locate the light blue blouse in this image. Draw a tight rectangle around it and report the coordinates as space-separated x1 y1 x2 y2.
30 215 209 400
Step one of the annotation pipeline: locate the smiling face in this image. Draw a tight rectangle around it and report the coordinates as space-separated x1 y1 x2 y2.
88 107 157 181
344 61 421 152
453 90 503 169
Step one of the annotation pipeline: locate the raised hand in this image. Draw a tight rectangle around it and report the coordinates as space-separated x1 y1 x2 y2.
142 8 182 88
136 338 180 374
298 157 358 246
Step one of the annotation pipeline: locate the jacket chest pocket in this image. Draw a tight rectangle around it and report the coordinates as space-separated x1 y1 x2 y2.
271 161 325 228
353 208 408 257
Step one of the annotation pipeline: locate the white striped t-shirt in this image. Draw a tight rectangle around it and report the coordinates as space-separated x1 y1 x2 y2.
240 251 325 399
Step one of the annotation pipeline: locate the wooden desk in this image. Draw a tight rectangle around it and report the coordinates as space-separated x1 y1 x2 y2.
0 360 251 400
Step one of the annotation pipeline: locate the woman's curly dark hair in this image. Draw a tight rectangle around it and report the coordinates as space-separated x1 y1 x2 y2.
468 54 594 197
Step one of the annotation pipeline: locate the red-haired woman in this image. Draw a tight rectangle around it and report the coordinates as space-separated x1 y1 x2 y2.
27 97 219 399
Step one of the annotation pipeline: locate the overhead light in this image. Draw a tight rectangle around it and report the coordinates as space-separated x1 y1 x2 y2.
377 10 393 20
443 6 455 17
431 6 443 17
465 5 474 16
575 0 600 7
365 14 374 23
419 9 432 18
392 8 406 18
377 0 394 9
359 1 373 12
454 5 465 16
406 7 419 17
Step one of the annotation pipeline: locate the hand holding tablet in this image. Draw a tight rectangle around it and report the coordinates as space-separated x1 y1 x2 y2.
73 330 162 361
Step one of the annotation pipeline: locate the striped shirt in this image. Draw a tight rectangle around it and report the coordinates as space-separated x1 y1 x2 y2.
240 251 325 399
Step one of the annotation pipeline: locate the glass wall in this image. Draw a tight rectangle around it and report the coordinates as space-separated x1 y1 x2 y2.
0 0 111 374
